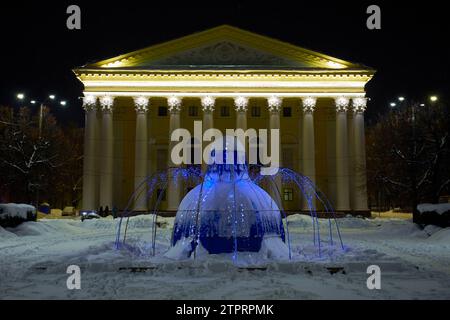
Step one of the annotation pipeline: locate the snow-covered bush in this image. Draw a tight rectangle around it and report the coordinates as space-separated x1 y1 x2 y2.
0 203 37 228
416 203 450 227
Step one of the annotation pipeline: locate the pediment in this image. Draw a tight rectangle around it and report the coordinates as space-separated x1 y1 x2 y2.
83 25 370 71
144 40 307 68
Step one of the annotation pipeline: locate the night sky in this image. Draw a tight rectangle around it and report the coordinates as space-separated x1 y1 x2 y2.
0 1 448 126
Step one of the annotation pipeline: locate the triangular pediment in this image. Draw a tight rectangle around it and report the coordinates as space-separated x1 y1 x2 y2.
143 40 308 68
84 25 370 71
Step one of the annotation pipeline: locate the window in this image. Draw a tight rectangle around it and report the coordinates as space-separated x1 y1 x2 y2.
284 188 293 201
156 189 166 201
251 106 261 117
158 106 168 116
220 106 230 117
188 106 198 117
283 107 292 117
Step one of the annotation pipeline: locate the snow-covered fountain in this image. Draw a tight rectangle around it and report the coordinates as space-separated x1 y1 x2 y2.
115 136 343 264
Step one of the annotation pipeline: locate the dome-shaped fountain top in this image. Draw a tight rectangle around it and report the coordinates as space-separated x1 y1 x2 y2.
166 135 289 260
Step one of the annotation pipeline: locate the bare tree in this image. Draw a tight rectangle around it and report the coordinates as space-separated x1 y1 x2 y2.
0 106 83 208
366 100 450 222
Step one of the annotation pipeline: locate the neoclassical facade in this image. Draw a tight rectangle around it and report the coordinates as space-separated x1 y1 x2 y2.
74 25 374 215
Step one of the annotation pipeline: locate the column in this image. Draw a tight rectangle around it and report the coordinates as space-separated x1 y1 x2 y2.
351 98 369 211
201 96 215 131
201 96 215 172
98 96 115 210
301 97 317 210
133 96 149 211
267 96 282 206
82 95 98 210
234 96 248 131
335 96 351 211
167 96 182 211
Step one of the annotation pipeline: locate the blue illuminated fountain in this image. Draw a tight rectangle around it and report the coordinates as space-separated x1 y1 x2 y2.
115 136 344 263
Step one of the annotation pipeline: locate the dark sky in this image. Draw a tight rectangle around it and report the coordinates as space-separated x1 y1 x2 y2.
0 0 449 126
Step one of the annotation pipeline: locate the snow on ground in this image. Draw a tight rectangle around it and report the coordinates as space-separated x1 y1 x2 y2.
1 214 450 299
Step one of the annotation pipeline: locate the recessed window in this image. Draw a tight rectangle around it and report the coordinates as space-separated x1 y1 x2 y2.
158 106 168 116
283 188 293 201
188 106 198 117
220 106 230 117
251 106 261 117
283 107 292 117
156 189 166 201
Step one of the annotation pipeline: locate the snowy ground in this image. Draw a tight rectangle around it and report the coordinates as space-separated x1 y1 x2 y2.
1 214 450 299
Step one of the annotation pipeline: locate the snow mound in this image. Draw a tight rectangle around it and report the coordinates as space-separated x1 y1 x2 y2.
259 235 290 260
288 213 373 229
423 224 442 236
376 220 425 238
164 237 195 260
8 221 60 236
427 228 450 243
80 217 117 231
0 226 17 239
418 203 450 215
164 235 289 264
337 217 374 229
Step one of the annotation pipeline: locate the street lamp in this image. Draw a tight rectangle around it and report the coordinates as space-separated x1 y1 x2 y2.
15 93 67 138
390 102 396 107
398 96 405 102
430 96 438 102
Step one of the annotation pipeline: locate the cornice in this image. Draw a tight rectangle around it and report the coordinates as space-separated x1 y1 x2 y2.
74 69 374 82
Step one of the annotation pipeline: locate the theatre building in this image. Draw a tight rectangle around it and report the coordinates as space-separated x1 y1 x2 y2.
74 25 374 215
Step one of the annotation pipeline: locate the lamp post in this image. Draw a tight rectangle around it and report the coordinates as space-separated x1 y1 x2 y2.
38 94 55 138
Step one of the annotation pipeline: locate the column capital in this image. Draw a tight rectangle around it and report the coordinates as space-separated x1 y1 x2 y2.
301 96 317 113
99 95 115 113
133 96 150 113
82 95 97 112
167 96 182 113
352 97 367 113
234 96 248 112
267 96 282 112
335 96 350 112
201 96 215 112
